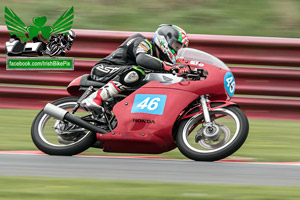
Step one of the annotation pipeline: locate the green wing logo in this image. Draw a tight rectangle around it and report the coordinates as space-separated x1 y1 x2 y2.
5 6 74 42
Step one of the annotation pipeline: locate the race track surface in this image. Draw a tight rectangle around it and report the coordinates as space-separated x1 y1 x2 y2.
0 153 299 186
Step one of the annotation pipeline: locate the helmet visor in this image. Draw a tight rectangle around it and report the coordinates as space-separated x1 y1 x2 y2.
170 41 185 53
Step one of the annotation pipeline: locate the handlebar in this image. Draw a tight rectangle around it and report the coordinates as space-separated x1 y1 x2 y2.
171 67 207 80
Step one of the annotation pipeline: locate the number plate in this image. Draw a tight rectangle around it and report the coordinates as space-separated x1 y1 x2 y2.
224 72 235 97
131 94 167 115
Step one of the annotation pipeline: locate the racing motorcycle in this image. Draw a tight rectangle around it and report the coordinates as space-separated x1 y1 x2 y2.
31 48 249 161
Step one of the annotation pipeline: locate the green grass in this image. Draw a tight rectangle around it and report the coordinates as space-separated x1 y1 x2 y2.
1 0 300 38
0 176 299 200
1 108 300 162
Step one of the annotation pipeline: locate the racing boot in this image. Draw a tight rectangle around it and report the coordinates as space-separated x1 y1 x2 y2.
81 81 121 112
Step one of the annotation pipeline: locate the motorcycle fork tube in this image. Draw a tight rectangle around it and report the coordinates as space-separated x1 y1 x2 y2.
200 95 212 126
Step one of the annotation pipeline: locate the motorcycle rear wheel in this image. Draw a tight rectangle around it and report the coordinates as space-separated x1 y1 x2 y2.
176 106 249 161
31 97 97 156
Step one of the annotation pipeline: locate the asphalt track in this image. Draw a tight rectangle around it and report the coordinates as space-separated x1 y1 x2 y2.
0 152 300 186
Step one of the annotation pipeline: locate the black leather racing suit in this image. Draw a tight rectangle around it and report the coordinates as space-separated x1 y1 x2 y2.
90 33 166 90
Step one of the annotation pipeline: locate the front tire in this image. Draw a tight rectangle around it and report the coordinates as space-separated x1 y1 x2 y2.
176 106 249 161
31 97 97 156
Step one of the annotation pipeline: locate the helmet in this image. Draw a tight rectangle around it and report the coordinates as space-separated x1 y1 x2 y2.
67 30 76 41
153 24 189 63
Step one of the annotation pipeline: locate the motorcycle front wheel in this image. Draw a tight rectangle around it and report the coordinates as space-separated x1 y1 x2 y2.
176 106 249 161
31 97 97 156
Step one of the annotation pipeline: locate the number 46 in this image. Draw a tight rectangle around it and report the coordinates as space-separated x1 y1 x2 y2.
226 77 235 93
137 97 160 110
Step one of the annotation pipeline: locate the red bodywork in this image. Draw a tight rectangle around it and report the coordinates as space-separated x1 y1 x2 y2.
84 59 234 154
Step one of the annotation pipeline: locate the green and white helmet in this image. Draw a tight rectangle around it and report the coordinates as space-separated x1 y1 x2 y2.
153 24 189 63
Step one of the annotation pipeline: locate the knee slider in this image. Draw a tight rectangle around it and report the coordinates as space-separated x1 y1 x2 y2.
119 69 144 87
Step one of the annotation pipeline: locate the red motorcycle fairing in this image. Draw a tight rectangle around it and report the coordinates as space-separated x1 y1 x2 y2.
96 62 232 154
97 86 199 154
174 60 230 101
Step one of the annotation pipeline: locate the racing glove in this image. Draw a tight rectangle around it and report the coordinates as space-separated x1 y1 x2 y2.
162 61 175 71
163 62 190 75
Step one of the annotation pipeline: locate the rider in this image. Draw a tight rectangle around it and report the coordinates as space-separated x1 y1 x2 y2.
45 30 76 56
81 24 189 111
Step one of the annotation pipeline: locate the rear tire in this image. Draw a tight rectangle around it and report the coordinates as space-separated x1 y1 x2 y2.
31 97 97 156
176 106 249 161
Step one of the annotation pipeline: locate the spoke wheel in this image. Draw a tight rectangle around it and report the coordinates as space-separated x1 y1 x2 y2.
176 106 249 161
31 97 97 155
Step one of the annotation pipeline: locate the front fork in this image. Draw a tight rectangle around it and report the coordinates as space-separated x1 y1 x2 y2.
199 95 222 141
200 95 212 126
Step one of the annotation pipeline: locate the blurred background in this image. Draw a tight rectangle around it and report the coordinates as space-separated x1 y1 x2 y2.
1 0 300 161
1 1 300 199
1 0 300 37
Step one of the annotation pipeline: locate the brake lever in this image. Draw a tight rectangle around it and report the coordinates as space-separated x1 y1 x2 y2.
187 65 192 73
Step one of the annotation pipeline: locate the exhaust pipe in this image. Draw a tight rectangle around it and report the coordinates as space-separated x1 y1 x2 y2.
43 103 107 134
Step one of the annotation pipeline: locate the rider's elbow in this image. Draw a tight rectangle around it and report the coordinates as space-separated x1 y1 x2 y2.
136 53 145 66
136 53 163 71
